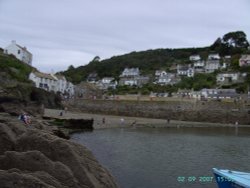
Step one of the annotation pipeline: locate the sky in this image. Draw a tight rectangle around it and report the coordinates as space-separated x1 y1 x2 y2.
0 0 249 72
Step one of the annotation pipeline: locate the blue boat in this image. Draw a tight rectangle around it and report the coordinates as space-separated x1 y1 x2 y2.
213 168 250 188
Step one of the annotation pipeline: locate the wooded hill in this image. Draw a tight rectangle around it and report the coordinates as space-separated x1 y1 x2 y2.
61 31 250 86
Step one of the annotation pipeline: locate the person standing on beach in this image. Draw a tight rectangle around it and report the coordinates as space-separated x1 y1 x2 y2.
64 107 68 113
120 118 124 126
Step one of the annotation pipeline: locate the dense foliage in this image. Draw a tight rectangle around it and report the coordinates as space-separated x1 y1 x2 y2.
0 51 34 83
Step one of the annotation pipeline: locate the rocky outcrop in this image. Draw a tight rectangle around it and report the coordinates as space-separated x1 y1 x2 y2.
0 113 118 188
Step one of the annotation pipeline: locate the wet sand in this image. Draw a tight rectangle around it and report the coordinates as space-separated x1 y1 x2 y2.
44 108 249 129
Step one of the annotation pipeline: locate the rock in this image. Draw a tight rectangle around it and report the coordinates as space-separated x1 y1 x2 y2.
0 151 82 188
16 130 118 188
0 169 55 188
0 113 118 188
0 123 16 155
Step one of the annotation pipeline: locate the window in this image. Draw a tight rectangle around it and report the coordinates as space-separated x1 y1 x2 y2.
18 49 21 54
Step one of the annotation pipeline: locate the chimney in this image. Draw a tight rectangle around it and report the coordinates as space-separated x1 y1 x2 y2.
11 40 16 44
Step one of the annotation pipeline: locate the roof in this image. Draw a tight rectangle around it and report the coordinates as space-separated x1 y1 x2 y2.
177 65 191 71
123 68 139 72
32 71 57 80
208 53 220 60
201 88 236 93
102 77 114 80
55 74 66 80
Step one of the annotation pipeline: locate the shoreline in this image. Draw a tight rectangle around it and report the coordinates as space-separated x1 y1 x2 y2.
44 108 250 129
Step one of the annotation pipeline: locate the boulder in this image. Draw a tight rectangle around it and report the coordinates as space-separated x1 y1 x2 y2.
16 130 117 188
0 151 82 188
0 169 55 188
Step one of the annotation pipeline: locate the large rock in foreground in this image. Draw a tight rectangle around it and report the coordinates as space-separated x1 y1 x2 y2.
0 113 118 188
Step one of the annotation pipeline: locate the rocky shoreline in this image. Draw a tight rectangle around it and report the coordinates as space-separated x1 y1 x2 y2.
0 111 118 188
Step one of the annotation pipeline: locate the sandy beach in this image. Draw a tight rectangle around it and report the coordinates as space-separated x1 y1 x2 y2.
44 108 249 129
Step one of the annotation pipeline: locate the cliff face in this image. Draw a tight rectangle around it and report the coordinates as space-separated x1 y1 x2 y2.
0 112 118 188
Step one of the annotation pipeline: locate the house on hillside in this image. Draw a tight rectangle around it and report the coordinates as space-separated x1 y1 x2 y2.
4 40 32 65
239 55 250 67
121 68 140 77
54 74 67 93
119 67 149 86
119 76 149 87
177 64 194 77
155 70 167 77
189 55 201 62
97 77 117 90
193 60 205 73
155 72 179 85
216 72 245 85
177 89 193 98
87 73 99 83
201 88 238 99
29 72 57 91
205 60 220 73
208 53 220 60
221 55 231 69
29 71 74 97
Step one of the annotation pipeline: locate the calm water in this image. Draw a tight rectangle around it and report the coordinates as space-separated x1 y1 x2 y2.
71 127 250 188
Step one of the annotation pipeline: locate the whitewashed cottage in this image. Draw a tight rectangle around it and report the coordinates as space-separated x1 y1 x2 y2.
177 65 194 77
29 71 74 97
4 40 32 65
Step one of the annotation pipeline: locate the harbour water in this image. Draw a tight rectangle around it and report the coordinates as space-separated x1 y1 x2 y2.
71 127 250 188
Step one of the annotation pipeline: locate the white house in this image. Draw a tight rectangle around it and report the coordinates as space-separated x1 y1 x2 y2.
201 88 238 99
121 68 140 77
208 53 220 60
119 76 149 86
155 70 167 77
216 72 245 85
156 73 178 85
54 74 67 93
177 65 194 77
4 40 32 65
205 60 220 73
193 61 205 73
97 77 117 90
216 73 239 83
101 77 115 84
29 72 57 91
189 55 201 61
239 55 250 67
29 71 74 97
65 82 75 97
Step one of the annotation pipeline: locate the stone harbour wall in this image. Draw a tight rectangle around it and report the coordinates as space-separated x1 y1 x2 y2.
68 99 250 125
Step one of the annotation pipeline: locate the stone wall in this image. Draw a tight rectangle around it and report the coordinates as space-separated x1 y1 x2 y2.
68 99 250 125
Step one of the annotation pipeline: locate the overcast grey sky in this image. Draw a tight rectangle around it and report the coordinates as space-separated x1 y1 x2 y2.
0 0 249 72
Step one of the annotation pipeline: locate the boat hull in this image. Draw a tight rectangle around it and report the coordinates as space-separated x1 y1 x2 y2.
213 168 250 188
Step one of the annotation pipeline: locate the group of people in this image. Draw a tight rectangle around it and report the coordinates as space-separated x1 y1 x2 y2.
19 113 31 125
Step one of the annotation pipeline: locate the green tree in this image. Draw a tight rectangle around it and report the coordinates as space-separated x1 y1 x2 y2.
222 31 249 48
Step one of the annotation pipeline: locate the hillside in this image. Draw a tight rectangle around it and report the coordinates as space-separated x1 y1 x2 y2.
0 49 62 114
62 31 250 85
